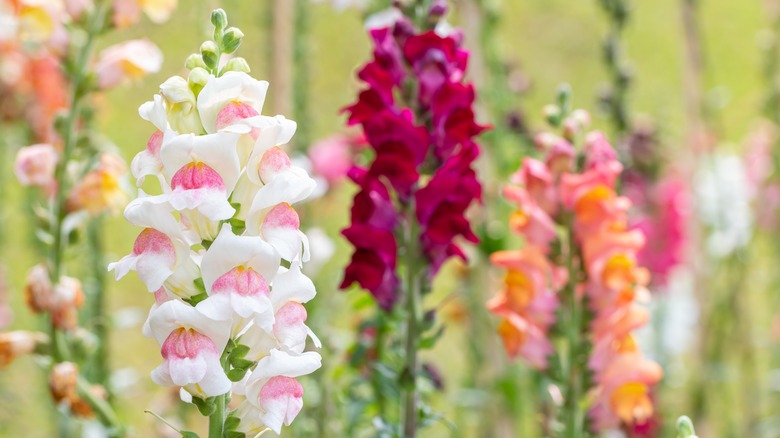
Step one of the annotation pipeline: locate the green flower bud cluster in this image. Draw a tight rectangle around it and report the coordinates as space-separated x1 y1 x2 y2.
158 9 251 135
185 8 250 84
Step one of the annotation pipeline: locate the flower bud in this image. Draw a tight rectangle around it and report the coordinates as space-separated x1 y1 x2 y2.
221 27 244 54
0 331 47 366
428 0 447 19
188 67 211 95
543 104 561 127
25 264 54 313
14 144 58 194
185 53 208 71
222 57 250 74
160 76 205 134
211 8 228 29
51 276 85 331
67 153 128 216
200 41 219 70
49 362 79 403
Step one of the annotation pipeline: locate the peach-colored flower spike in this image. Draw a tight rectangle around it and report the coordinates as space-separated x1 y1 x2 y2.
109 9 321 435
488 101 661 433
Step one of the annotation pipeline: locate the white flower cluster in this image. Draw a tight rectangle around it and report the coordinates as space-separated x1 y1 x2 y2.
110 69 321 435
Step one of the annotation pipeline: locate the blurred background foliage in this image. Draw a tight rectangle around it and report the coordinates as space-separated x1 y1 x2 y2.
1 0 779 436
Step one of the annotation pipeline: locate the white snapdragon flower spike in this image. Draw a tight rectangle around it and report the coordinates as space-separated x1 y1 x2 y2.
112 12 321 434
234 349 322 435
197 225 280 335
145 300 232 399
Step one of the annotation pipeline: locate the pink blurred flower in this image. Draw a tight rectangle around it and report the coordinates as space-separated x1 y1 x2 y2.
632 176 690 285
14 143 58 194
308 134 359 184
112 0 177 28
588 354 663 431
95 39 163 89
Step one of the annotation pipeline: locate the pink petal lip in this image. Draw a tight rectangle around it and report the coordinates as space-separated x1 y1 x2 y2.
216 101 261 131
133 228 176 260
160 327 219 359
262 203 300 230
211 266 270 298
171 162 226 191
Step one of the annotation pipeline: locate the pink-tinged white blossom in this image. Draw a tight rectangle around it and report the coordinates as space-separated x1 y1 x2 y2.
197 71 269 135
132 95 170 186
240 262 321 362
235 349 321 435
94 39 163 89
159 131 242 240
14 143 58 193
197 225 279 334
108 193 199 296
145 300 232 399
214 111 296 165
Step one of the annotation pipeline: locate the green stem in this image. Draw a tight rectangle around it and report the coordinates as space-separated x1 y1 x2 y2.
50 0 108 279
87 216 110 394
561 216 584 438
372 310 387 419
209 354 229 437
401 203 420 438
77 377 123 437
209 394 226 438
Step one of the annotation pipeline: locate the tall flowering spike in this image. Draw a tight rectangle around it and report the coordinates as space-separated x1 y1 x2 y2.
488 93 661 434
339 3 485 435
341 5 485 307
111 9 321 435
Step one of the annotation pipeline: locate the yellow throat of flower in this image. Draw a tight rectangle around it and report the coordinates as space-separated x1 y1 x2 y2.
610 382 653 425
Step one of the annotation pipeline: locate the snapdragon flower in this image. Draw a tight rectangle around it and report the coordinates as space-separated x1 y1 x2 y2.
489 99 662 433
110 9 320 435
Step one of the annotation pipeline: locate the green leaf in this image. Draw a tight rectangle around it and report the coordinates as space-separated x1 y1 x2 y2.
229 344 250 360
224 415 240 431
230 357 253 370
418 326 445 350
192 396 216 416
184 291 209 306
225 432 245 438
193 278 206 294
181 432 200 438
227 368 249 382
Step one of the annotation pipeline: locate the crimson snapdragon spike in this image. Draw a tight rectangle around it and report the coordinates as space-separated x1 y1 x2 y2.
339 2 486 435
340 7 486 309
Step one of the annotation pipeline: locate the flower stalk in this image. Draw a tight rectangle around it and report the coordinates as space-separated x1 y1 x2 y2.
401 203 421 437
110 9 322 436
